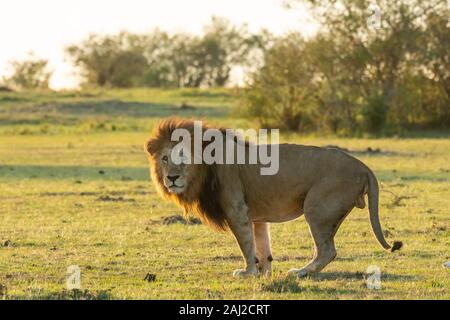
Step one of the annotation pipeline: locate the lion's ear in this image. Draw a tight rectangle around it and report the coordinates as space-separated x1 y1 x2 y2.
145 138 158 156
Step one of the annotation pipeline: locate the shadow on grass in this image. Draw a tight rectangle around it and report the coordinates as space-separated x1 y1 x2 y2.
310 271 417 282
260 276 303 293
0 96 31 103
0 117 76 126
18 100 227 119
260 276 359 296
179 90 231 99
260 270 415 296
5 289 113 300
396 130 450 139
375 170 450 183
0 164 149 181
2 165 448 185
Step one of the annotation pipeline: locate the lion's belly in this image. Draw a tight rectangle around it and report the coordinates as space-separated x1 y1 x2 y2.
248 195 306 223
251 210 304 223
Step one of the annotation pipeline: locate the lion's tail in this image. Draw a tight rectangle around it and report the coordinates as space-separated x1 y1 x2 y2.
367 169 403 252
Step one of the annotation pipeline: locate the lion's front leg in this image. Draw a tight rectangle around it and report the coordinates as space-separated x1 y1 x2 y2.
226 201 258 278
253 222 273 277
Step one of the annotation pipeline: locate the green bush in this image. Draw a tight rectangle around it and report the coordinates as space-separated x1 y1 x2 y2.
239 0 450 134
2 55 52 90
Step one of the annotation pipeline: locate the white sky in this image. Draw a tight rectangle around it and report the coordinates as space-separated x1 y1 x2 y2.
0 0 318 89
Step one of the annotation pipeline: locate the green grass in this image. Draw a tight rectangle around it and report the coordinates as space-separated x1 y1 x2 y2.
0 89 449 299
0 88 247 136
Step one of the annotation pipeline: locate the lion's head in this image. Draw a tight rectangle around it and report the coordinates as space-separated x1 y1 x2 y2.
144 118 229 231
150 141 192 195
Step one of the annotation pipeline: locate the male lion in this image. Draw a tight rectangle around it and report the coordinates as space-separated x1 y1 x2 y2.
145 118 402 277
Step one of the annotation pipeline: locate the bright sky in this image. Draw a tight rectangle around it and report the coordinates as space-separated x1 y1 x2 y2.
0 0 318 89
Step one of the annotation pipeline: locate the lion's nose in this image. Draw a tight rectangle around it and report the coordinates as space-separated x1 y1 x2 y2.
167 175 180 183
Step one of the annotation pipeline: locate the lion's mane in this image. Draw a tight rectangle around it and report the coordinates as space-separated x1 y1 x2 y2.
145 118 229 231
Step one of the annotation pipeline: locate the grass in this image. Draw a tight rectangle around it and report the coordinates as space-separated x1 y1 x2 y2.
0 88 449 299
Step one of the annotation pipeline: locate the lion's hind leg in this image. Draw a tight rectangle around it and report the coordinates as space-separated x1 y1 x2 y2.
288 221 338 278
253 222 273 277
288 185 355 278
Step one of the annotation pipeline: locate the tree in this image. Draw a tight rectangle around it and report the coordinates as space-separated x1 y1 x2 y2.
66 32 149 88
166 17 258 88
200 17 256 86
417 10 450 126
240 33 317 130
3 55 52 90
140 30 175 87
65 18 260 89
276 0 450 132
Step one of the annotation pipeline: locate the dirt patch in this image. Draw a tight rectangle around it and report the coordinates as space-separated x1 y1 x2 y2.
2 240 13 247
149 214 202 226
40 190 148 198
42 289 112 300
324 145 402 156
96 195 136 202
109 190 149 196
165 215 201 225
274 255 306 262
40 191 98 197
180 102 196 110
144 273 157 282
211 255 242 261
384 189 416 208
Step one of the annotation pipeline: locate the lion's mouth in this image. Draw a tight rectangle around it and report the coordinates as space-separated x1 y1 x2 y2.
168 183 184 191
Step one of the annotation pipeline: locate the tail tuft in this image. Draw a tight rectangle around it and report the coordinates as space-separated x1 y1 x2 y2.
390 241 403 252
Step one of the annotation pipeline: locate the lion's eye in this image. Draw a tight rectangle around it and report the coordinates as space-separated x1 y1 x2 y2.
162 155 169 163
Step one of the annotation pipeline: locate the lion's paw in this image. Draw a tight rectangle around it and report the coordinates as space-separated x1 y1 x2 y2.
233 269 258 278
258 264 272 277
287 268 309 278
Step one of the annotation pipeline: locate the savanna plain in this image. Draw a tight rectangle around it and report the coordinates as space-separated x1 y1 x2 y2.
0 88 448 299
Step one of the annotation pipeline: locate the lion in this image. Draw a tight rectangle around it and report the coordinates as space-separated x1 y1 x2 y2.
145 118 402 277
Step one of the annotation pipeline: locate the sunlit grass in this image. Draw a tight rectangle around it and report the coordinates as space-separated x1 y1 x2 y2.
0 89 449 299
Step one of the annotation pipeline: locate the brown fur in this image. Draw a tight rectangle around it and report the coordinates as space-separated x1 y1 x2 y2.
145 117 402 277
